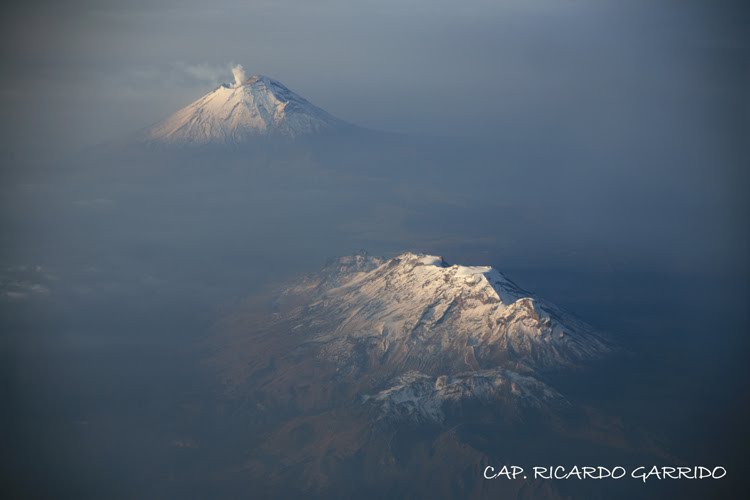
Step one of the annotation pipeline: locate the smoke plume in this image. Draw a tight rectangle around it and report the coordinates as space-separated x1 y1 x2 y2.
231 64 247 88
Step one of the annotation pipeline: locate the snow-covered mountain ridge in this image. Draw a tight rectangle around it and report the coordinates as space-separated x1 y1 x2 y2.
275 252 611 421
364 369 565 422
286 252 609 371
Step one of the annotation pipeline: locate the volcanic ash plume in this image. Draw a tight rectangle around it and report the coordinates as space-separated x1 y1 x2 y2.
231 64 247 88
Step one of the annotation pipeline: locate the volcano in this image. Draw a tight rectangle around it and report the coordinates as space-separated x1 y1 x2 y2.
143 67 352 145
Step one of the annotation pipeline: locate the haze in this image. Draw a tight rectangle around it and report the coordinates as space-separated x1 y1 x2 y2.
1 1 748 498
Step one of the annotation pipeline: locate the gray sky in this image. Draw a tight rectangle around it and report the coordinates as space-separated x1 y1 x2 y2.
1 0 747 159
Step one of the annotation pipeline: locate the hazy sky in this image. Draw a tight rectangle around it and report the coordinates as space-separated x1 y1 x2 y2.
2 5 749 499
1 0 746 159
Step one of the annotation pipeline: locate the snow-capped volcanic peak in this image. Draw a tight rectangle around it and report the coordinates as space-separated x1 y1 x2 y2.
272 251 610 422
284 252 610 373
376 252 529 306
145 66 349 144
328 252 538 324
